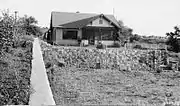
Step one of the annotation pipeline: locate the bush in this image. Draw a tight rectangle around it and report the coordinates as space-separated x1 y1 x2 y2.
133 44 148 50
129 34 140 43
166 26 180 53
113 42 121 48
133 44 142 49
96 42 106 49
107 42 121 48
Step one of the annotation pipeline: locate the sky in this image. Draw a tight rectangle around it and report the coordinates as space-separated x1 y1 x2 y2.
0 0 180 36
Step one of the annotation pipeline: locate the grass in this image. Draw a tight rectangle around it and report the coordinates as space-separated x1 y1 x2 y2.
41 40 180 105
0 35 33 105
47 66 180 105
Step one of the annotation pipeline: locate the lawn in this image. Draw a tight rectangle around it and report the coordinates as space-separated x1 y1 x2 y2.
47 66 180 105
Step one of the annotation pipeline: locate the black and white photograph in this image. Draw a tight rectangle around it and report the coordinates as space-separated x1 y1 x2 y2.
0 0 180 105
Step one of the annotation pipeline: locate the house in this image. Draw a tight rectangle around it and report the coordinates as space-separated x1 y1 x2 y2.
47 11 120 46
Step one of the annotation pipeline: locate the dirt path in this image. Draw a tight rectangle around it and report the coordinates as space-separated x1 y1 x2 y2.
29 38 55 105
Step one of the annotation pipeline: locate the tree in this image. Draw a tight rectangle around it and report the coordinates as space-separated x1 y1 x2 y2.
166 26 180 52
118 20 133 38
129 34 141 43
0 10 14 49
0 9 42 51
19 15 42 36
117 20 133 44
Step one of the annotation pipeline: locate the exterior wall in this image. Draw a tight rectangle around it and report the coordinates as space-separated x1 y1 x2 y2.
87 17 113 27
55 28 63 43
52 28 56 43
54 28 82 45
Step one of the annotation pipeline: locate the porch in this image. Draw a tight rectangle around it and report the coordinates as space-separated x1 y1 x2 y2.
81 26 118 46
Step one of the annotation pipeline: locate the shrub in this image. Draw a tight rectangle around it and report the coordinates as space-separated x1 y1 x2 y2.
166 26 180 53
133 44 142 49
45 62 52 69
129 34 140 43
96 42 106 49
133 44 147 50
113 42 121 48
107 42 121 48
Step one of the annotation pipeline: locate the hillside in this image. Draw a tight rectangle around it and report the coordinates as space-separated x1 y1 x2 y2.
40 40 180 105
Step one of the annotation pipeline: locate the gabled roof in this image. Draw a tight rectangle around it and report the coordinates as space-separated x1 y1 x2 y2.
51 11 120 29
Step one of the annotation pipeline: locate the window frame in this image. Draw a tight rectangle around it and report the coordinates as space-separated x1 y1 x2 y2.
62 30 78 40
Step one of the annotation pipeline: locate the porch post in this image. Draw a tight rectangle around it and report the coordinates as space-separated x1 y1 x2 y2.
98 28 102 43
78 29 82 39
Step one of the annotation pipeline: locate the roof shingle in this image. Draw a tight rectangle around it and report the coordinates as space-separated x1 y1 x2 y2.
51 11 120 28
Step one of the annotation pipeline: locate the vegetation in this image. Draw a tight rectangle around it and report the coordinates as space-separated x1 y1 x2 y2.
0 9 41 51
96 42 106 49
166 26 180 53
41 40 180 105
0 9 35 105
0 36 33 105
117 20 133 44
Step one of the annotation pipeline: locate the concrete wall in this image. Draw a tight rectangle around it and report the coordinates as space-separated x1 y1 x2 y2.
87 17 113 27
95 40 114 46
82 40 114 46
56 40 78 45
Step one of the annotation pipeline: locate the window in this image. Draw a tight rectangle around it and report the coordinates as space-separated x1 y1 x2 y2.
101 31 114 40
99 19 103 24
63 30 78 40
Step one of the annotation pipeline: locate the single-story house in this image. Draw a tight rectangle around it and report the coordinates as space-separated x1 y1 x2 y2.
47 11 121 46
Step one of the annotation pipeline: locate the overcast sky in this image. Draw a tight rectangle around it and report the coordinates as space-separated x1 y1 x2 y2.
0 0 180 36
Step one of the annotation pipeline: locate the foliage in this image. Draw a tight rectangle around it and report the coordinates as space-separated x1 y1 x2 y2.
0 9 41 51
133 44 143 49
117 20 133 41
166 26 180 52
108 41 121 48
0 10 14 49
129 34 141 43
96 42 106 49
19 15 42 36
0 9 34 105
0 38 33 105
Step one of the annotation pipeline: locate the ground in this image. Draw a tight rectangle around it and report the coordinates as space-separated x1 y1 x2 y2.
41 40 180 105
47 67 180 105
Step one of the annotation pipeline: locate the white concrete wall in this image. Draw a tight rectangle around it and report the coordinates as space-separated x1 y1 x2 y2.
95 40 114 46
87 17 113 27
81 40 114 46
56 40 78 45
